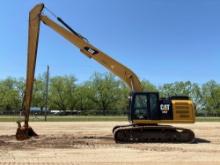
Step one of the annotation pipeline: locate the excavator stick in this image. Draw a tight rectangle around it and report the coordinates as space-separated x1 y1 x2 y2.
15 4 44 140
16 121 38 140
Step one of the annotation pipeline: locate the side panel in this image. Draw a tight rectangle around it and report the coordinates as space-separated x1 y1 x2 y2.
172 100 195 122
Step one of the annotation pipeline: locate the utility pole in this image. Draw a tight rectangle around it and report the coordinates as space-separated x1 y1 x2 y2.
44 65 49 121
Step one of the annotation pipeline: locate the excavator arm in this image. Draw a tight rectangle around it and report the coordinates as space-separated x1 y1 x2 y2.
16 3 142 140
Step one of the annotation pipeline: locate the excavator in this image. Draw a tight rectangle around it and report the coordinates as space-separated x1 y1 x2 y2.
16 3 196 143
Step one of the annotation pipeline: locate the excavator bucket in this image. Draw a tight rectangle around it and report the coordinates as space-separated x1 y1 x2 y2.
16 121 38 140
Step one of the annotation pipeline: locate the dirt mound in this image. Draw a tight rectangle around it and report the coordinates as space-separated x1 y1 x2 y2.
0 134 115 150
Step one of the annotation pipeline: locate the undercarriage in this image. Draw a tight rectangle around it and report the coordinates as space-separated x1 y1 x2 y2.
113 124 195 143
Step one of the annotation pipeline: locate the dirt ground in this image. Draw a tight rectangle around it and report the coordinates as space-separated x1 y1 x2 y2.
0 122 220 165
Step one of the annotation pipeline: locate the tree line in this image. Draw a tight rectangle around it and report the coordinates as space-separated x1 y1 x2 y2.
0 72 219 116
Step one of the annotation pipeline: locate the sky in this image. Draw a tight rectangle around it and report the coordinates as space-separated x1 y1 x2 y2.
0 0 219 85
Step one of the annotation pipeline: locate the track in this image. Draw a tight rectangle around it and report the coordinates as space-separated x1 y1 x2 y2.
113 124 195 143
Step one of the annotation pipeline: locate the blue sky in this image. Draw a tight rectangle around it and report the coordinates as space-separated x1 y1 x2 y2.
0 0 219 85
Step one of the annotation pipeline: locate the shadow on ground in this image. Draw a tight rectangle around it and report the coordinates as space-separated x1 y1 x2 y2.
194 137 210 143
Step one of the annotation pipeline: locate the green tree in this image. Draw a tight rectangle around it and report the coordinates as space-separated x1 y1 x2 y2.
49 75 77 111
0 77 20 112
141 80 158 91
87 72 122 115
117 81 130 115
32 75 45 110
15 78 25 104
159 81 193 97
201 80 220 116
190 83 203 115
74 83 96 114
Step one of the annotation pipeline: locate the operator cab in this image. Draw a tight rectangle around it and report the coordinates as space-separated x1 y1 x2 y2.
129 92 174 122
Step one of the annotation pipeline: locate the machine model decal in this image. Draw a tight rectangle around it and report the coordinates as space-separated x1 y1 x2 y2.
84 47 99 55
160 104 170 114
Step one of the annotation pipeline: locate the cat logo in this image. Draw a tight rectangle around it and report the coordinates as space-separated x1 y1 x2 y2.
160 104 170 114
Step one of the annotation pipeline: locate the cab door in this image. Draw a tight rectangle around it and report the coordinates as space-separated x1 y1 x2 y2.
132 93 149 120
148 93 160 120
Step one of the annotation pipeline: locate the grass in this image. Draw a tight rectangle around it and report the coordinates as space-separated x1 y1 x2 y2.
196 116 220 122
0 115 127 122
0 115 220 122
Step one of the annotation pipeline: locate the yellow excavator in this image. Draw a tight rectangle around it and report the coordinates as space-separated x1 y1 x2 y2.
16 3 196 143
